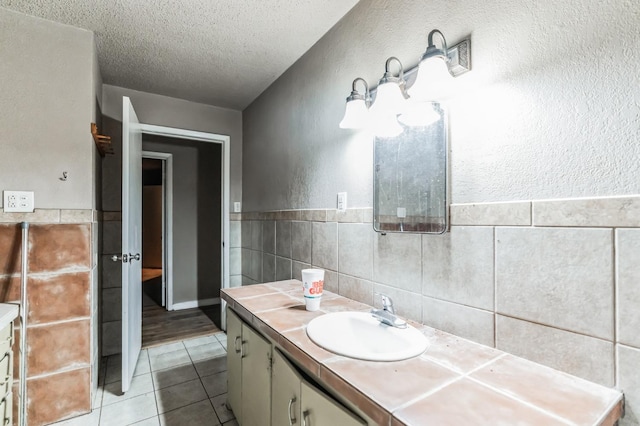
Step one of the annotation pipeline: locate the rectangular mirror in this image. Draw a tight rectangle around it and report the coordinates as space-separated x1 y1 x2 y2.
373 103 448 234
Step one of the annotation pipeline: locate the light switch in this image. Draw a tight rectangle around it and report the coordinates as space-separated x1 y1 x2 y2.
337 192 347 212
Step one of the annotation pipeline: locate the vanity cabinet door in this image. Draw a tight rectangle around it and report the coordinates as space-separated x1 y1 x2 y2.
271 349 302 426
226 309 243 424
301 381 366 426
241 324 272 426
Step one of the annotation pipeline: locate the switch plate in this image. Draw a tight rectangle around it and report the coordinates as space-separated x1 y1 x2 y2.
4 191 35 213
397 207 407 218
233 202 241 213
337 192 347 212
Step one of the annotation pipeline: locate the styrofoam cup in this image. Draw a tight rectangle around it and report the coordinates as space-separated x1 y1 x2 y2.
301 268 324 311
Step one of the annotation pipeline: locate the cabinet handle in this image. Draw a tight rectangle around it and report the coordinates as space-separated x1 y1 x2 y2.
288 396 297 425
302 410 309 426
241 340 247 358
234 336 242 354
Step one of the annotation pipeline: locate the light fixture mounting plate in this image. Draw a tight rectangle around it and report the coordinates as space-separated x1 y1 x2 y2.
447 38 471 77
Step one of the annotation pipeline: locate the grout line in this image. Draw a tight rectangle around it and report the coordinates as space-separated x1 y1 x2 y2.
612 228 618 388
467 376 574 425
493 226 497 348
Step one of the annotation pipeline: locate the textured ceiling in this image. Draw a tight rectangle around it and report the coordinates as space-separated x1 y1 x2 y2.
1 0 360 109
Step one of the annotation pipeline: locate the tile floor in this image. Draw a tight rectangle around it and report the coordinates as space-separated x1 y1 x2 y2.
53 332 237 426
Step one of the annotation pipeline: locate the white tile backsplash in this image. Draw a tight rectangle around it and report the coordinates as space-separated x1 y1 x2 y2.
616 229 640 348
496 315 614 387
422 226 494 310
238 195 640 420
496 227 614 340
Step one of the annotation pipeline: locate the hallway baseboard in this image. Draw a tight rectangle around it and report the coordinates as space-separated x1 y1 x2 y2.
172 297 220 310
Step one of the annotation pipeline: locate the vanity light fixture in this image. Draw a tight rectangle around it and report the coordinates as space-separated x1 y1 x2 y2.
339 78 371 129
339 29 471 133
369 57 409 117
407 29 471 101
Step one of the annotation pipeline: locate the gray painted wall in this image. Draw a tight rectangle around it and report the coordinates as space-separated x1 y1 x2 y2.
0 8 99 209
101 84 242 210
242 0 640 211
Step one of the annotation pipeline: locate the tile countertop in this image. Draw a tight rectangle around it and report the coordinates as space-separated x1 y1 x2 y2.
0 303 19 331
221 280 623 426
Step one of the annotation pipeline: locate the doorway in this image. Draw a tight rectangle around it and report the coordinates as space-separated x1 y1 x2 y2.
119 97 232 392
139 139 225 348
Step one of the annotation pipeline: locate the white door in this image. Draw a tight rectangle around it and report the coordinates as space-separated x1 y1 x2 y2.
121 96 143 393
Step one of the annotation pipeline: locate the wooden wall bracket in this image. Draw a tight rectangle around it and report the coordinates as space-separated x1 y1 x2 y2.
91 123 114 157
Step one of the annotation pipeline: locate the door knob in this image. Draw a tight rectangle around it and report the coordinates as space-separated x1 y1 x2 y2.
111 254 129 263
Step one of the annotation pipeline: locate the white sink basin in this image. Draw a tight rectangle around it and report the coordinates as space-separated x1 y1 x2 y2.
306 311 428 361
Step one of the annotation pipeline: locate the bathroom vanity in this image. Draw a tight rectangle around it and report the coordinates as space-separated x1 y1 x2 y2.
0 304 18 426
222 280 623 425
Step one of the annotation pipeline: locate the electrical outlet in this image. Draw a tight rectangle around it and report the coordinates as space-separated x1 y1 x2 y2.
397 207 407 218
3 191 34 213
233 202 241 213
337 192 347 212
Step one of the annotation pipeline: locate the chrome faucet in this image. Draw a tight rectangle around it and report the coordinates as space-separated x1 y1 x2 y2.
371 293 407 328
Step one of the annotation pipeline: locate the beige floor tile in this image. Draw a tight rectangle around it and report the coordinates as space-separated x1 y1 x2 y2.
186 341 226 362
149 348 192 371
194 356 227 377
152 364 199 390
99 393 158 426
159 400 220 426
102 373 154 406
155 378 208 414
201 371 228 398
210 394 235 424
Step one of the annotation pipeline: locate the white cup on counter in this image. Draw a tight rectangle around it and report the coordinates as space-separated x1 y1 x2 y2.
301 269 324 311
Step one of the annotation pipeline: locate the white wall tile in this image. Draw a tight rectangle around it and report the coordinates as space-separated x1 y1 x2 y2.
617 344 640 426
533 196 640 227
262 253 275 282
291 221 312 263
496 227 614 340
422 296 495 347
496 315 614 387
338 274 374 306
451 202 531 226
338 224 373 280
422 226 494 310
616 229 640 348
312 222 338 271
229 221 241 248
373 232 421 293
262 220 275 254
275 256 292 281
373 283 421 322
250 221 262 251
276 220 292 258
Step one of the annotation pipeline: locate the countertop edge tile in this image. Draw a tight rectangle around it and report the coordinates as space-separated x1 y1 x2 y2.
224 280 623 426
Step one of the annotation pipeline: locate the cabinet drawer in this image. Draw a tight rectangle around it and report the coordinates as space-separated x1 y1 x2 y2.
0 351 11 398
0 325 12 357
0 391 11 426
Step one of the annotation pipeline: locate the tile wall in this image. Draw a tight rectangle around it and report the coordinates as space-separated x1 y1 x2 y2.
239 195 640 425
0 209 99 425
101 212 122 357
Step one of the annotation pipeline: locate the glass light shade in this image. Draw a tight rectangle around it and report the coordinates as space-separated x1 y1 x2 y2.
371 113 404 138
370 81 407 117
398 100 440 127
407 56 451 102
339 98 369 129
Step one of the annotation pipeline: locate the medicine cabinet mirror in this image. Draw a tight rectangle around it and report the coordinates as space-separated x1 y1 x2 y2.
373 103 448 234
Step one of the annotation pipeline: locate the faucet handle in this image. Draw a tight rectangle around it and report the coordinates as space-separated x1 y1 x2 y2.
375 292 395 314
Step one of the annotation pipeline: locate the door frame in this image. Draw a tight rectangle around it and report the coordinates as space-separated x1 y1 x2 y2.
141 151 173 309
140 124 231 325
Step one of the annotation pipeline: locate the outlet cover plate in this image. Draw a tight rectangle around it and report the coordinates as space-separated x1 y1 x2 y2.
3 190 35 213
